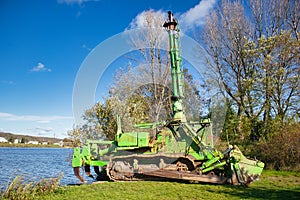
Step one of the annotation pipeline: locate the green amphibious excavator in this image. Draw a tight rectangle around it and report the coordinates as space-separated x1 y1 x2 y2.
72 11 264 185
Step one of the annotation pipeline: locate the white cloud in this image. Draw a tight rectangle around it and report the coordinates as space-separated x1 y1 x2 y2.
34 127 54 135
128 9 166 29
179 0 217 30
128 1 217 32
82 44 92 51
0 112 72 122
57 0 99 5
30 62 52 72
37 120 51 124
0 112 74 138
1 80 15 85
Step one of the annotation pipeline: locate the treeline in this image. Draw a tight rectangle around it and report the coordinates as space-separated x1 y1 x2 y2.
0 132 61 144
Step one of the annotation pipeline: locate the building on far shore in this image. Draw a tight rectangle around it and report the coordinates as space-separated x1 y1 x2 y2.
27 141 39 145
0 137 8 143
53 141 64 147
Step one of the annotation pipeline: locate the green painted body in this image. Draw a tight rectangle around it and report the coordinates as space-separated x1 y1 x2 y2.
168 19 185 122
72 11 264 185
72 147 82 167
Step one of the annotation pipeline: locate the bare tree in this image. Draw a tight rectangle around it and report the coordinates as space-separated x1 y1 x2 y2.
124 10 172 122
201 0 300 139
125 10 206 123
250 0 300 128
202 1 256 138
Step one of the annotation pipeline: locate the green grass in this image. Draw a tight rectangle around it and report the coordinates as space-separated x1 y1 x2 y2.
5 170 300 200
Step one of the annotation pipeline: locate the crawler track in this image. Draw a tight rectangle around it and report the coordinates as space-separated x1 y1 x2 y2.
106 153 229 184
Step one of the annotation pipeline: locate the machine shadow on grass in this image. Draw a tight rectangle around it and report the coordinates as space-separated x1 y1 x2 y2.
220 185 300 200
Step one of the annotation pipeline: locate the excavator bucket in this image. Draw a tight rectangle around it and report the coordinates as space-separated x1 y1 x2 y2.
229 146 264 185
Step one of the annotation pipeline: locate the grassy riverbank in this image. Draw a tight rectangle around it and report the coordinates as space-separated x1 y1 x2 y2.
10 170 298 200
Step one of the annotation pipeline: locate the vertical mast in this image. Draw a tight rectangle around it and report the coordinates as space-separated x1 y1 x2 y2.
163 11 186 122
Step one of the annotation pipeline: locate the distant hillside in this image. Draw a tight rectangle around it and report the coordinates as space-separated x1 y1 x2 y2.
0 132 62 143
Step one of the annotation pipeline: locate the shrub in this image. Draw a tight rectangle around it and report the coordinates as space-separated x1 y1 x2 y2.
252 122 300 171
1 173 63 200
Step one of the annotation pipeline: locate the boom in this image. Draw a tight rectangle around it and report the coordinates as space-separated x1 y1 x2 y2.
163 11 186 122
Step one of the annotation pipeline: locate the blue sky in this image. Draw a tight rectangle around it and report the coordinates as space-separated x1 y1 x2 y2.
0 0 217 139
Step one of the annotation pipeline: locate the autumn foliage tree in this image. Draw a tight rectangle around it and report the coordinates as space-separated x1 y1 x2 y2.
202 0 299 142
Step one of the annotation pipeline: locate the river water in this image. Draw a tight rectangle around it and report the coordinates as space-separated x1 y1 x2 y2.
0 147 91 190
